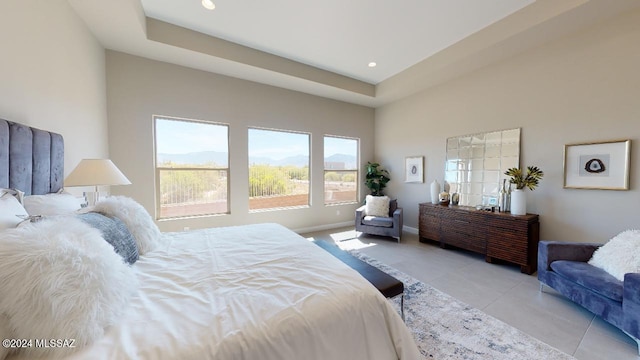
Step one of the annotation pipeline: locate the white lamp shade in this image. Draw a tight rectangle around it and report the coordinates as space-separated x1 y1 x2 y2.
64 159 131 187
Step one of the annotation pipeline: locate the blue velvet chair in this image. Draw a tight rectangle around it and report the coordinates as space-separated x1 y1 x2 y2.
538 241 640 354
355 199 402 242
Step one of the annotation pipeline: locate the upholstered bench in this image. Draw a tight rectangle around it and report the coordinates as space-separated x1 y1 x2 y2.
314 240 405 320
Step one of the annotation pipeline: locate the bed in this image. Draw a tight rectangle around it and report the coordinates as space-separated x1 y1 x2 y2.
0 120 420 360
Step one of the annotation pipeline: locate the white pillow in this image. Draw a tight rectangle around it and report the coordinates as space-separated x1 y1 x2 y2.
0 193 28 230
0 217 137 358
92 196 161 255
365 195 390 217
588 229 640 281
0 188 24 204
23 193 82 216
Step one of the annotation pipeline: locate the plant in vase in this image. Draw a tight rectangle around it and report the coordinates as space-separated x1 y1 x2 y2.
504 166 544 215
365 162 390 196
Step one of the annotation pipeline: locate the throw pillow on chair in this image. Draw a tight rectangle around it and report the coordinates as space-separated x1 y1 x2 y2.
365 195 390 217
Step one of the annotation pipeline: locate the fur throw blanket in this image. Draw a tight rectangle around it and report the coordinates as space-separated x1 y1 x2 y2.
0 217 138 359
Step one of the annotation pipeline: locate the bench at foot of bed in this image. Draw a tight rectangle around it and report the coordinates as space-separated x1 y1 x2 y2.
313 240 405 321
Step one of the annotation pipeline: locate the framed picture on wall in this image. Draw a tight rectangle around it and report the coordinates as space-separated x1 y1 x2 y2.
563 139 631 190
405 156 424 183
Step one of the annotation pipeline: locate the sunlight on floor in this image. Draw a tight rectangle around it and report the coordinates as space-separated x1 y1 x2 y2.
329 229 358 242
304 229 378 251
337 239 377 251
330 230 377 250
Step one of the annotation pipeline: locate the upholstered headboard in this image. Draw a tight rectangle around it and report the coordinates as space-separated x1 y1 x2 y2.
0 119 64 195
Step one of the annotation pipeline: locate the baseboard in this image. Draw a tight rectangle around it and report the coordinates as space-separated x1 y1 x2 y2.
403 225 418 235
294 221 354 234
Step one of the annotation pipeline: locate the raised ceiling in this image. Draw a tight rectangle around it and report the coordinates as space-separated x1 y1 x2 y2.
69 0 640 107
140 0 534 84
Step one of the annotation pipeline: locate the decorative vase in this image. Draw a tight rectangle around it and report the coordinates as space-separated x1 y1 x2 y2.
430 180 440 205
450 192 459 205
510 189 526 215
498 179 506 212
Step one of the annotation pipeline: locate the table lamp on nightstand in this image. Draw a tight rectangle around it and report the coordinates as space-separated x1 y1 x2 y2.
64 159 131 206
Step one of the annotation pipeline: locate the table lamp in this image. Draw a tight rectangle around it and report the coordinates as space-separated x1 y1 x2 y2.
64 159 131 206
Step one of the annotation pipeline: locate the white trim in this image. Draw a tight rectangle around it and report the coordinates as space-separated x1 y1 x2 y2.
403 225 418 235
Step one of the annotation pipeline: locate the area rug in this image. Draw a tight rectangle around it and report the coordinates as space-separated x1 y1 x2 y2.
349 251 575 360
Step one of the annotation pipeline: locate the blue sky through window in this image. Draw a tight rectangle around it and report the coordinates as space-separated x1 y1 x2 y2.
248 128 309 160
156 118 358 165
324 136 357 159
156 118 228 154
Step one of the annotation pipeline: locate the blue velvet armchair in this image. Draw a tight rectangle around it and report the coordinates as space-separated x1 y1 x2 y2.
355 199 403 242
538 241 640 354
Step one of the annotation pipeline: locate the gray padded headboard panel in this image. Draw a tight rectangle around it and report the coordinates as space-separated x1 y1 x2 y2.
0 119 64 195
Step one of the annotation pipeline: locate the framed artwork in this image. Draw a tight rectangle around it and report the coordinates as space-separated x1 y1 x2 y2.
405 156 424 183
563 139 631 190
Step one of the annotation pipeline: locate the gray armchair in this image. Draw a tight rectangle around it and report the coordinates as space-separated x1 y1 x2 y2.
355 199 403 242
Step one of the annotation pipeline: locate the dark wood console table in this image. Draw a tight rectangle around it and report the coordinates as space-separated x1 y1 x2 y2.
419 203 540 274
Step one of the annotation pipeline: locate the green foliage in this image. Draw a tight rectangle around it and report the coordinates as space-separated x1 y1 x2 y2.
365 162 390 196
159 160 219 169
505 166 544 190
325 171 357 182
249 165 288 196
159 161 314 202
284 165 309 181
342 173 356 182
159 169 223 204
325 171 341 181
342 171 357 183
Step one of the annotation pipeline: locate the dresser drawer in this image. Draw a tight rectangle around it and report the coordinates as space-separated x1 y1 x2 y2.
419 213 440 241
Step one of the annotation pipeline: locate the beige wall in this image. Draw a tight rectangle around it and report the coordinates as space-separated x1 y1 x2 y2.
106 51 375 232
5 1 636 242
376 9 640 244
0 0 108 176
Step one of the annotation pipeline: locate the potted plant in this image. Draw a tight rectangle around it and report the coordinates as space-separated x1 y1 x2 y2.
365 162 390 196
504 166 544 215
505 166 544 190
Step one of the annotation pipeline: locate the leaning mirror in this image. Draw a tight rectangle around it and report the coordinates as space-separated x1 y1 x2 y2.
445 128 520 207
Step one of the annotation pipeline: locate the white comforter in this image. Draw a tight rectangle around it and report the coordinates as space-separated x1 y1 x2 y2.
57 223 420 360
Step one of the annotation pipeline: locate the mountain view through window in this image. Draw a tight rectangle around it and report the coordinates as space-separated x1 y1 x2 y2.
248 128 310 210
155 117 229 219
324 136 358 205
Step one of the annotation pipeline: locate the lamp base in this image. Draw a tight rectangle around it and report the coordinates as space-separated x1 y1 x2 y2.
83 191 101 207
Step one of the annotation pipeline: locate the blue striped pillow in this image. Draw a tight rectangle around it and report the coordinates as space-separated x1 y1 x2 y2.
77 212 139 264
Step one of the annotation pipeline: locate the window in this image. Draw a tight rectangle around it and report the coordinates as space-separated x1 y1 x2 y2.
248 128 310 211
154 116 229 219
324 136 358 205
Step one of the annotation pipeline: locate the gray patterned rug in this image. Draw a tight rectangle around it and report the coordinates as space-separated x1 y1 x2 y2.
350 251 575 360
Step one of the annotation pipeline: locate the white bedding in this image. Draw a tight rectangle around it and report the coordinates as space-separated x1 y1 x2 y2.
28 223 419 360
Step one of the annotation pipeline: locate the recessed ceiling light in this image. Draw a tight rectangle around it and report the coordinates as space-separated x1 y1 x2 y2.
202 0 215 10
368 62 377 68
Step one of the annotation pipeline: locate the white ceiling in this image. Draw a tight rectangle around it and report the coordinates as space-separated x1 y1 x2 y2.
140 0 534 84
69 0 640 107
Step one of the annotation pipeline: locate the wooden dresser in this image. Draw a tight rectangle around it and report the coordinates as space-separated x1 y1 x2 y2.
419 203 540 274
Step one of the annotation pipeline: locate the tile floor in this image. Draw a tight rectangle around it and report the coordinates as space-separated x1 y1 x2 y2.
301 227 638 360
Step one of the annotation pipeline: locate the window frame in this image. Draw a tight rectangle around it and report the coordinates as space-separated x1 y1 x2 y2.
153 115 230 220
323 135 360 206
